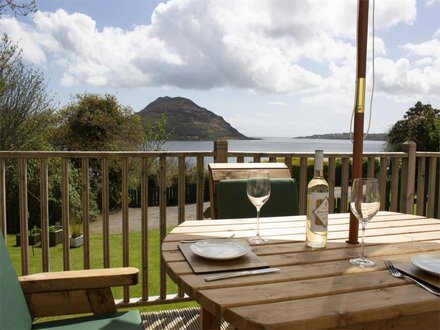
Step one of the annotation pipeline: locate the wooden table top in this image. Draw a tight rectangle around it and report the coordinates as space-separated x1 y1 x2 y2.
162 212 440 329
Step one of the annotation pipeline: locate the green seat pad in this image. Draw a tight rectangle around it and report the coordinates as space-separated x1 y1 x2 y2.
33 311 143 330
217 178 299 219
0 233 33 330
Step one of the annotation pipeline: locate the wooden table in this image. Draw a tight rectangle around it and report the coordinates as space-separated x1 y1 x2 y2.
162 212 440 329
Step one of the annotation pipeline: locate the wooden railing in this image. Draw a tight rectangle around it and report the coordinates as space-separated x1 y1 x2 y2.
0 141 439 309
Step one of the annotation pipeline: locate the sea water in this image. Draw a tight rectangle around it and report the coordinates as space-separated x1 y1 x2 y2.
164 137 385 153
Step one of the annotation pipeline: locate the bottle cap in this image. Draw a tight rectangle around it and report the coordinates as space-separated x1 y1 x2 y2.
314 150 323 171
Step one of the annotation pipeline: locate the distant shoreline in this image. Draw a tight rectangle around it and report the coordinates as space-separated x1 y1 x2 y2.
293 133 387 141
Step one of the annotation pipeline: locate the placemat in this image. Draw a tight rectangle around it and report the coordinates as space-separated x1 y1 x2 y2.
178 241 269 274
396 263 440 289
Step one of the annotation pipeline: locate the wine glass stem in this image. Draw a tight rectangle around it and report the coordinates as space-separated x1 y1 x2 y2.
256 208 261 237
361 222 366 259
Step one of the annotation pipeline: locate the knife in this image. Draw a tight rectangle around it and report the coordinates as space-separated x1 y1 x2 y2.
204 267 280 282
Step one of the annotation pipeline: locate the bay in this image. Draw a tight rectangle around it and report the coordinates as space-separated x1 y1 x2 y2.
163 137 386 153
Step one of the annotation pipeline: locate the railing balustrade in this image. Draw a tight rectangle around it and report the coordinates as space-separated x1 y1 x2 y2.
0 141 439 309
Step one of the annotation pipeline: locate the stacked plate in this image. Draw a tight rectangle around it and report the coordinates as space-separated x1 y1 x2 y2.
411 253 440 276
190 238 251 260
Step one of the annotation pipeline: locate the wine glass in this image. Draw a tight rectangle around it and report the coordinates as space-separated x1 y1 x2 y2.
247 170 271 244
349 178 380 268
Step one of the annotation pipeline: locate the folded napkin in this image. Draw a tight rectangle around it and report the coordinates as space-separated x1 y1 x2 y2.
178 242 269 274
396 263 440 290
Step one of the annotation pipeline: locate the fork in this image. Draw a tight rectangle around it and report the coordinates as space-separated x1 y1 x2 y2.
384 260 440 296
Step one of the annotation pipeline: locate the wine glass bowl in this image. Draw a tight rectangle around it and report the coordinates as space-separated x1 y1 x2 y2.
349 178 380 268
247 170 271 244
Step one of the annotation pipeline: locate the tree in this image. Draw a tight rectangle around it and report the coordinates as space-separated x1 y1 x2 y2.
387 101 440 152
0 0 36 17
0 34 54 150
51 93 145 209
141 112 173 151
52 93 144 151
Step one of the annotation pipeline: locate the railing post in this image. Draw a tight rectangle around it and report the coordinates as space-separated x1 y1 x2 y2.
214 140 228 163
437 159 440 219
40 158 50 272
19 158 29 275
61 158 70 271
159 156 167 299
427 156 438 218
178 156 186 224
0 158 6 240
400 141 416 214
196 156 204 219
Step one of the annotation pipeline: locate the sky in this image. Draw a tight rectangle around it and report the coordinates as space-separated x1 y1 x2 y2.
1 0 439 137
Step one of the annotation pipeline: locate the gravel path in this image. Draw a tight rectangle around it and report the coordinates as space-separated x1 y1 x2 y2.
89 203 210 234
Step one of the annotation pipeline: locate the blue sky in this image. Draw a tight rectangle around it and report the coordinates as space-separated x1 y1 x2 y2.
1 0 439 137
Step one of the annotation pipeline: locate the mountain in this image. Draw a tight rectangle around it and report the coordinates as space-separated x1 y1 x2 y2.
294 132 387 141
137 97 249 140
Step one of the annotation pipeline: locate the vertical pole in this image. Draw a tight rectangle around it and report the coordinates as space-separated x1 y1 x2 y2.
403 142 416 214
0 158 6 240
178 156 186 224
416 157 426 216
348 0 369 244
214 140 228 163
122 157 130 302
102 157 110 268
61 158 70 270
82 158 90 269
140 157 149 300
40 158 49 272
436 159 440 219
159 156 167 299
196 156 204 220
19 158 29 275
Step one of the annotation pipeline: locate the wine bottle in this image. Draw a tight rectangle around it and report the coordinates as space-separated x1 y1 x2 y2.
306 150 329 249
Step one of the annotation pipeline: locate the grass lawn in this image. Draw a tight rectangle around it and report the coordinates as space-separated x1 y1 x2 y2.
7 228 198 315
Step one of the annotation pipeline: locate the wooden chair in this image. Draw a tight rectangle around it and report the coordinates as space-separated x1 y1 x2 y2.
208 163 298 219
1 231 234 330
0 231 143 329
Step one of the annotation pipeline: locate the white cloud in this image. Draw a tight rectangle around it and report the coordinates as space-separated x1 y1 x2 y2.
0 0 427 108
301 92 353 115
0 16 47 65
269 101 288 106
374 56 440 101
415 57 433 66
425 0 440 7
374 0 416 28
402 39 440 57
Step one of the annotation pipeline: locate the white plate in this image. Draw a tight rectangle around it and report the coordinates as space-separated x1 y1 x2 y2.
411 253 440 276
190 239 251 260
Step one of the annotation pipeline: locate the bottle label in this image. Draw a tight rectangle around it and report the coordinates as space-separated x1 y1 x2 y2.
311 192 328 232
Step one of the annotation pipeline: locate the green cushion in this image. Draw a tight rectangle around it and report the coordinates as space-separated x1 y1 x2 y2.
217 178 299 219
32 311 143 330
0 232 33 330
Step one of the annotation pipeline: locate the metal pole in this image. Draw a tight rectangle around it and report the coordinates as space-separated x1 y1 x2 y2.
348 0 369 244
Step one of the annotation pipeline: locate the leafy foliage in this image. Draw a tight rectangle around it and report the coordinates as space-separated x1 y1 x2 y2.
5 158 98 233
0 34 54 150
52 93 144 151
141 112 173 151
387 101 440 152
0 0 36 17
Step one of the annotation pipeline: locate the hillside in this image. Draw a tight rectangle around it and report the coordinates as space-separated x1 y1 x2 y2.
294 132 387 141
137 97 249 140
